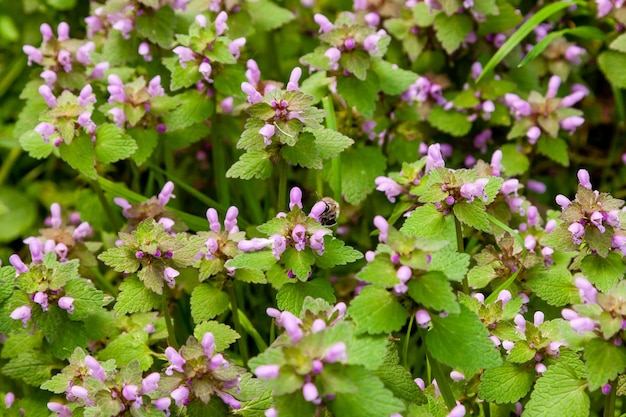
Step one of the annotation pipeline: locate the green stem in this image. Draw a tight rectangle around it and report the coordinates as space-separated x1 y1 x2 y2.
605 380 617 417
484 402 491 417
90 180 121 232
237 308 268 352
419 328 456 410
322 97 342 201
0 57 26 98
228 282 249 366
454 217 469 294
0 148 20 187
162 290 178 349
277 159 288 213
241 180 265 225
211 102 230 207
90 267 118 297
403 313 415 370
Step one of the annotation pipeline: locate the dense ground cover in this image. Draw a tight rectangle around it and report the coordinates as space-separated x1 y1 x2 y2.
2 0 626 416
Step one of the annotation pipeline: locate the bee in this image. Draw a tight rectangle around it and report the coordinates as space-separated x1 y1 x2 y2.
319 197 340 226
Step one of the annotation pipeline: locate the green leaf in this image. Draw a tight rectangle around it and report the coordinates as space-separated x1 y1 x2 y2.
281 132 323 169
95 124 138 164
524 363 589 417
114 276 162 314
58 135 97 180
2 351 54 386
205 40 236 64
426 304 502 375
163 56 202 91
214 64 247 97
599 50 626 89
477 1 575 82
307 127 354 160
584 338 626 391
580 252 626 292
372 347 426 404
226 250 278 270
356 256 399 288
274 392 316 417
247 0 294 31
235 268 266 284
536 136 569 166
190 283 230 323
329 145 386 205
226 150 273 180
0 186 37 243
371 59 418 95
401 204 447 239
427 106 472 137
45 0 76 10
500 143 529 176
135 6 174 47
336 72 380 119
526 266 578 307
276 279 336 314
129 128 158 165
98 331 153 371
520 26 605 67
408 272 459 313
282 247 315 280
433 13 473 54
508 340 537 363
19 129 56 159
98 247 140 273
479 361 535 403
314 236 363 269
167 90 215 131
610 33 626 53
341 50 370 81
429 248 470 282
348 286 407 334
453 201 490 232
193 321 240 352
329 366 404 417
64 278 104 320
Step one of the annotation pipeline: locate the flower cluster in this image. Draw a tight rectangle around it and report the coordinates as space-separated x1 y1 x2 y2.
162 333 244 410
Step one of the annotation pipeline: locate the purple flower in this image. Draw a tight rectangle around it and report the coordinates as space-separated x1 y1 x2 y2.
215 11 229 36
302 382 319 402
40 23 54 42
460 178 489 203
241 82 263 104
215 390 241 409
325 47 341 70
526 126 541 144
85 355 106 382
560 116 585 135
9 254 28 276
33 291 49 311
148 76 165 97
415 309 431 327
447 403 466 417
171 385 189 407
39 85 57 108
292 224 307 251
309 201 327 221
57 22 70 41
163 267 180 288
165 347 186 375
373 215 389 242
153 397 171 412
201 332 215 358
23 45 43 66
122 384 139 401
5 392 15 409
287 67 302 92
570 317 596 333
375 176 403 202
173 46 195 68
259 124 275 146
76 41 95 65
229 37 246 59
158 181 176 206
314 14 334 33
255 364 280 379
58 50 72 72
142 372 160 394
139 42 152 61
58 297 75 314
108 108 126 127
310 230 329 255
225 206 239 233
48 402 72 417
11 305 31 327
323 342 347 363
496 290 512 306
271 235 287 259
41 69 57 86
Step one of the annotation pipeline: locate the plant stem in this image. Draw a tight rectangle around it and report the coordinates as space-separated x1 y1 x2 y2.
90 267 118 296
90 180 121 232
403 313 414 370
228 282 249 366
419 328 456 410
605 380 617 417
211 101 230 207
277 159 288 213
0 148 20 187
322 97 342 201
454 217 469 294
162 290 178 349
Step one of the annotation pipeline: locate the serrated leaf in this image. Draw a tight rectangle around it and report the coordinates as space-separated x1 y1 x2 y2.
235 268 267 284
307 126 354 160
129 127 158 165
247 0 294 31
401 204 447 239
58 135 97 180
64 278 104 320
356 256 399 288
282 247 315 280
599 50 626 89
190 283 230 323
135 6 174 47
371 59 418 95
536 136 569 166
167 90 214 131
163 56 202 91
328 145 386 205
98 331 153 371
226 150 273 180
500 143 529 176
281 132 322 169
408 271 459 313
193 321 240 352
372 347 426 404
426 304 502 375
114 275 162 314
508 340 536 363
479 361 535 403
276 279 336 314
428 248 470 282
584 338 626 391
433 13 473 54
453 201 490 232
526 266 578 306
314 236 362 269
524 363 589 417
95 123 138 164
580 252 625 292
0 187 37 243
336 72 380 119
19 129 56 159
2 351 54 386
227 250 278 270
328 366 404 417
98 247 140 273
427 106 472 137
348 286 407 334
